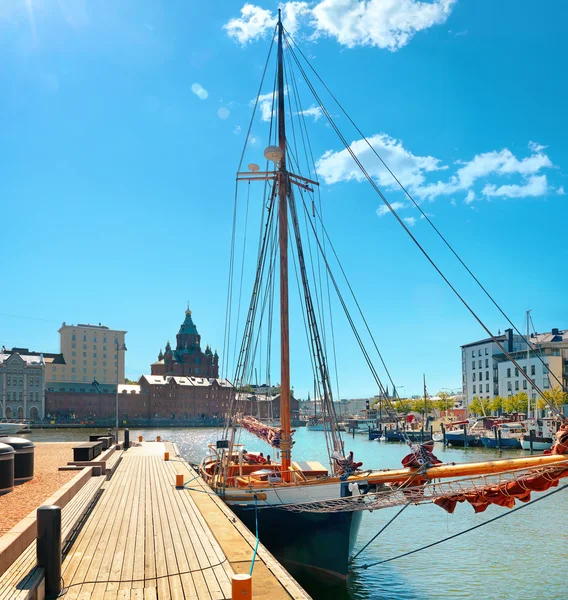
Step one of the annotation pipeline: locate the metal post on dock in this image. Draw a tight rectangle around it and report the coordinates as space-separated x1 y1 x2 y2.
124 428 130 450
37 505 61 599
441 423 446 446
430 426 434 441
463 424 468 448
529 430 535 454
497 428 502 450
493 426 498 449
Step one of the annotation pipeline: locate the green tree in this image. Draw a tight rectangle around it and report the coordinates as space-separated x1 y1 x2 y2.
413 397 435 415
436 391 453 414
124 377 138 385
469 396 492 417
392 398 413 414
537 388 568 411
502 392 528 415
490 395 504 415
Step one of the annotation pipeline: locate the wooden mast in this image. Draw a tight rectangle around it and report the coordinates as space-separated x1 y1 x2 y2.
277 9 292 479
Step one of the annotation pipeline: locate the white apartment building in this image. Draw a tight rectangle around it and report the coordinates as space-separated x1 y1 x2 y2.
462 327 568 408
461 329 525 407
49 323 127 385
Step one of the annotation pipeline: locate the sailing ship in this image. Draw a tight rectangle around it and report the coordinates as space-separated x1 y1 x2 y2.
200 10 568 580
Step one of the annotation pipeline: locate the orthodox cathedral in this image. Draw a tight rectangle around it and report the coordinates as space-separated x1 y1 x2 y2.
151 308 219 378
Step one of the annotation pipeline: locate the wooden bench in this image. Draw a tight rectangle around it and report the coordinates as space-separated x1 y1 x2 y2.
73 442 102 462
0 474 106 600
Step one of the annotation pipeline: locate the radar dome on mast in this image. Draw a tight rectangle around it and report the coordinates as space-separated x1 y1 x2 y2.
264 145 283 164
248 163 260 172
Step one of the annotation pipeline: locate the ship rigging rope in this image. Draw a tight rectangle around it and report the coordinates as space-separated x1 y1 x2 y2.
283 27 567 400
222 27 276 379
252 460 568 513
283 30 564 419
354 483 568 570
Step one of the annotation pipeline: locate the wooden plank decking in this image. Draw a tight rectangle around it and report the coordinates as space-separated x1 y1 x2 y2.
61 443 233 599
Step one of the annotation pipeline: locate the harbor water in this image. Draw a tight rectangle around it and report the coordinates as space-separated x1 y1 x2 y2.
27 427 567 599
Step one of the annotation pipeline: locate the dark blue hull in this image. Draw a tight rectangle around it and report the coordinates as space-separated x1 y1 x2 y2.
445 433 483 447
481 436 521 449
383 430 431 443
231 504 363 579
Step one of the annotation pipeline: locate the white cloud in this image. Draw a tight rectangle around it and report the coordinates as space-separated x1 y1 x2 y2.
317 132 560 205
224 4 276 44
233 125 242 135
316 133 446 190
191 83 208 100
225 0 456 50
556 186 565 196
528 141 547 153
482 175 549 199
376 201 406 217
254 91 276 122
403 216 417 226
311 0 455 50
297 106 323 121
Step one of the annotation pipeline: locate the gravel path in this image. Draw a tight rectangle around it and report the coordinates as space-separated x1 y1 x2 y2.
0 442 77 535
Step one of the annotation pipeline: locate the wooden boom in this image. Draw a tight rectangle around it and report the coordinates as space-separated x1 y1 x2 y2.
366 453 568 485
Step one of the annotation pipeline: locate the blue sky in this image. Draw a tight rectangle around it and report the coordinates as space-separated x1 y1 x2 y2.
1 0 566 399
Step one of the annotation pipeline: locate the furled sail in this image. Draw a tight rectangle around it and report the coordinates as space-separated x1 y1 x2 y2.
239 415 296 449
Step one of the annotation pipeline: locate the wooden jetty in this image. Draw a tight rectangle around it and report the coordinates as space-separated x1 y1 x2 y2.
0 441 309 599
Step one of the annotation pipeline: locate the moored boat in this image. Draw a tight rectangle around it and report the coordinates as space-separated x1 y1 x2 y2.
480 422 527 449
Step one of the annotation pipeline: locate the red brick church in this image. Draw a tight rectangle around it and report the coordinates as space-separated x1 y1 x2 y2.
151 308 219 378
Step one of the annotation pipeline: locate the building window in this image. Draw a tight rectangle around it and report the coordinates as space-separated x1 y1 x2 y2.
19 392 23 401
544 378 550 389
531 365 536 376
485 384 489 393
83 344 87 350
472 361 475 370
72 334 76 341
72 368 76 373
83 335 87 342
507 368 511 378
473 385 476 393
523 380 527 389
103 353 107 359
485 359 489 368
507 382 512 391
472 373 476 382
514 368 518 376
6 376 10 385
478 360 482 368
543 364 548 374
72 360 76 365
93 337 97 343
72 351 76 357
485 348 489 355
19 377 23 385
72 343 76 348
94 353 97 358
515 381 519 391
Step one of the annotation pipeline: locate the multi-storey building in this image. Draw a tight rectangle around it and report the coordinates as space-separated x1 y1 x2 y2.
151 308 218 378
46 308 233 422
462 327 568 409
50 323 127 385
0 347 64 420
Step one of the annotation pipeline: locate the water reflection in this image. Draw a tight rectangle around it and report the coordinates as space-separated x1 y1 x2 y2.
26 426 568 600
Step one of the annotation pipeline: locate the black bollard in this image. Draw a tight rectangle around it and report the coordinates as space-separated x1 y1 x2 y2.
493 426 498 448
124 428 130 450
441 423 446 446
529 429 535 454
37 505 61 599
498 428 502 450
464 424 468 449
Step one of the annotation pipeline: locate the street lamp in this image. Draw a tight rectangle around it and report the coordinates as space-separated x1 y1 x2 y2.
115 341 127 443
